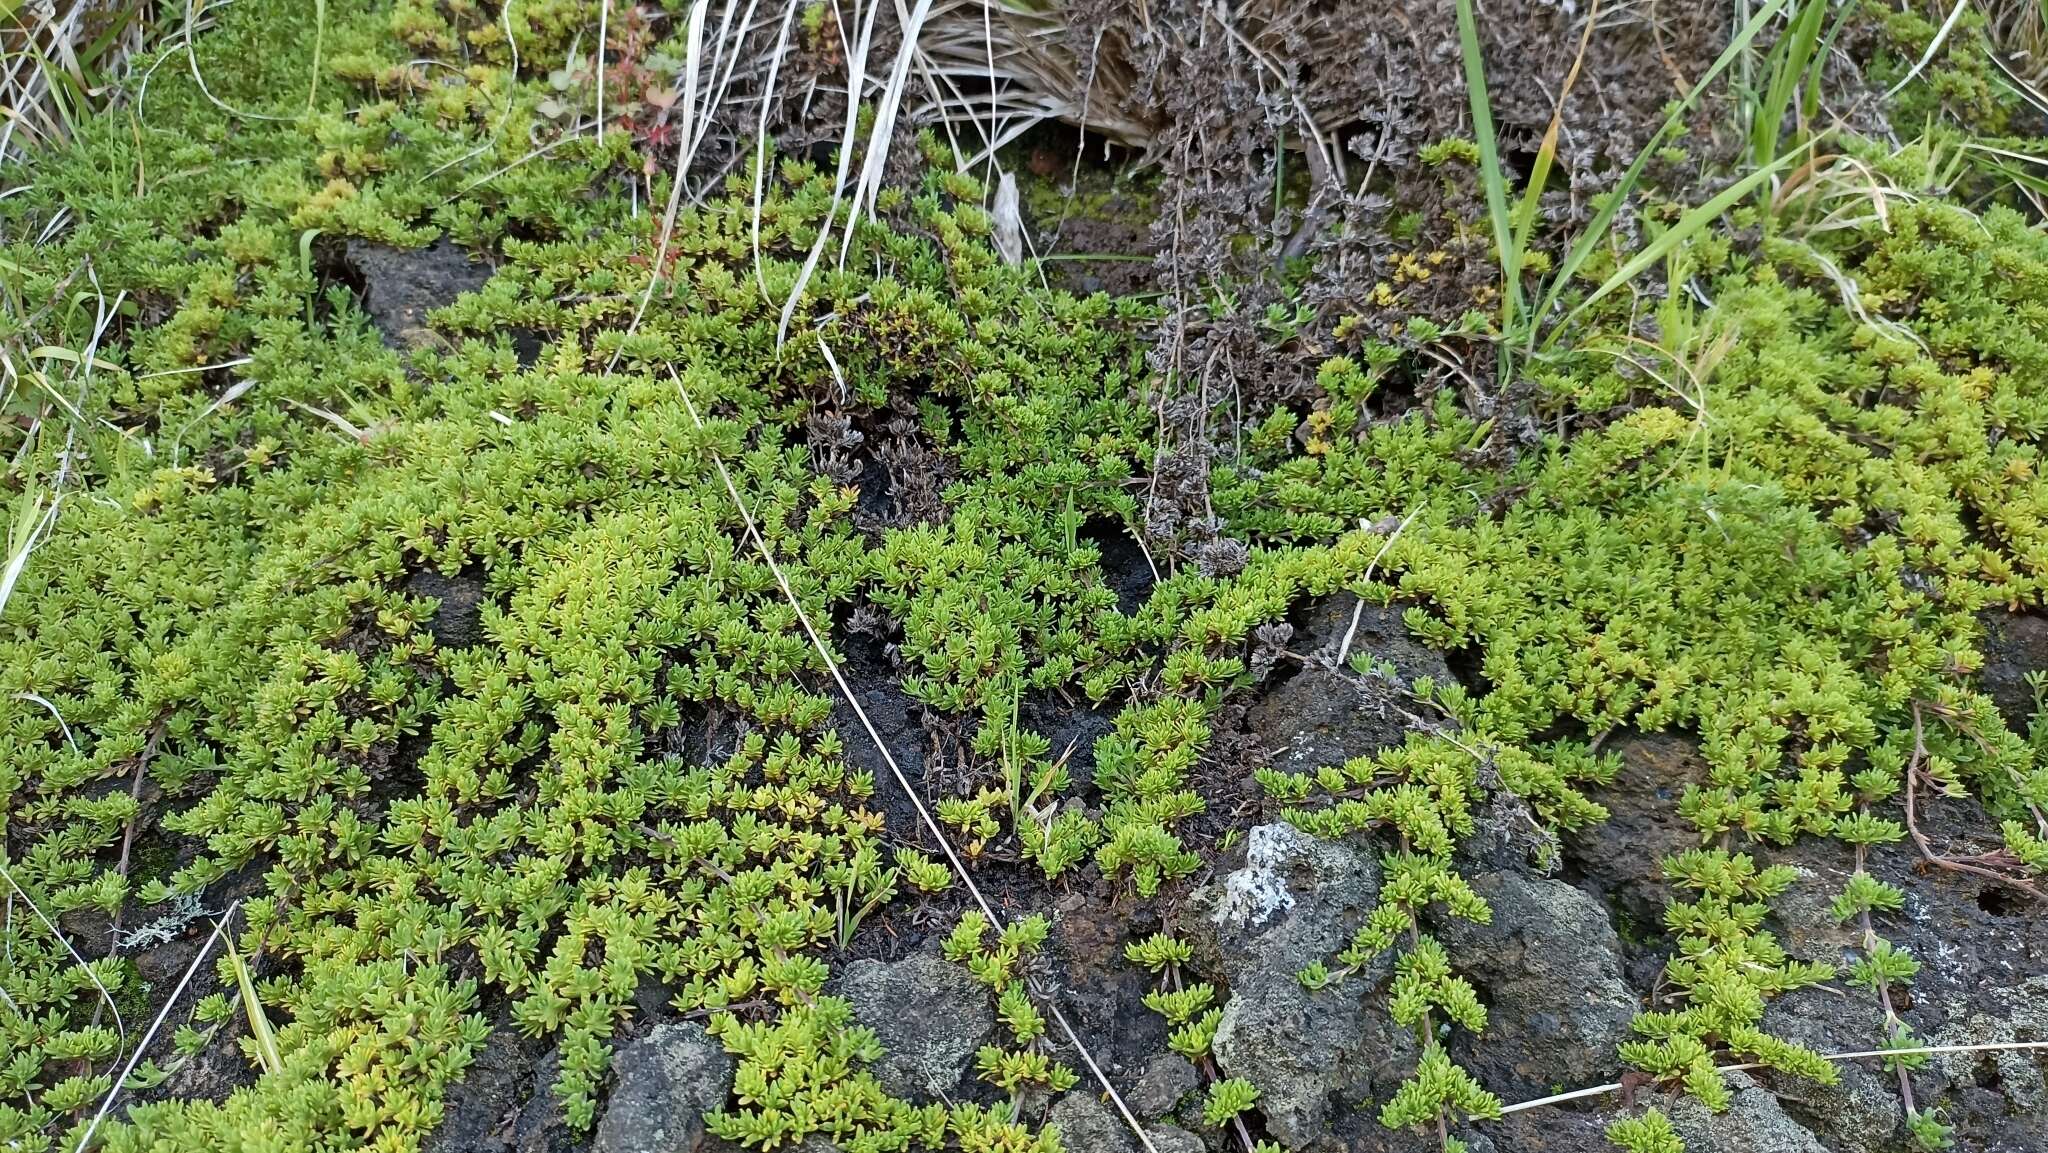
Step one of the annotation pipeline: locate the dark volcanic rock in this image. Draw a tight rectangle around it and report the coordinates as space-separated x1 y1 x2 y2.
1044 1090 1203 1153
1180 822 1410 1151
424 1030 536 1153
841 953 994 1100
1434 870 1639 1102
407 566 488 649
1247 595 1455 775
345 238 494 349
1560 733 1712 929
423 1037 580 1153
1245 664 1420 774
1050 886 1172 1082
1561 728 2048 1151
1976 609 2048 729
1291 594 1453 683
1668 1070 1829 1153
592 1022 732 1153
1757 986 1901 1153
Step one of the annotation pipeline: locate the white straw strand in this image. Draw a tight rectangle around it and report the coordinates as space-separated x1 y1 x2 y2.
672 367 1160 1153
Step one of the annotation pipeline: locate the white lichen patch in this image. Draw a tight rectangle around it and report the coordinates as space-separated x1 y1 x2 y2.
1211 823 1308 928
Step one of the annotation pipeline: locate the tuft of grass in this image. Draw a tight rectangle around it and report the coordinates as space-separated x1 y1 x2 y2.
0 1 157 161
1454 0 1807 369
1746 0 1840 170
222 936 281 1076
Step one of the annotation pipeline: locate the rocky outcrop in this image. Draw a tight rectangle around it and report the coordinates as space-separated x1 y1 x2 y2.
1974 610 2048 729
1180 822 1412 1150
840 953 995 1100
1129 1054 1199 1121
1434 869 1639 1101
1245 598 1454 775
1045 1089 1204 1153
592 1022 733 1153
343 238 494 350
1668 1071 1831 1153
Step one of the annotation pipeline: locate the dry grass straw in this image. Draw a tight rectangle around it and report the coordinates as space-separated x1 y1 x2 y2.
1 0 157 162
671 366 1161 1153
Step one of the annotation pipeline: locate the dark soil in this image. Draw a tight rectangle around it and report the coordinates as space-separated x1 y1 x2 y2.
424 998 579 1153
1080 517 1156 616
406 564 490 649
100 858 273 1118
651 696 747 768
122 921 260 1106
824 625 945 847
343 238 498 351
1018 690 1117 791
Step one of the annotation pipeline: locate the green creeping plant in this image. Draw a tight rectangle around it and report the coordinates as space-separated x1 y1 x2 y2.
7 1 2048 1151
1257 189 2048 1147
0 0 1164 1141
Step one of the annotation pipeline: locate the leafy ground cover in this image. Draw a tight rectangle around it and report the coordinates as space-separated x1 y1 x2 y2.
3 2 2048 1152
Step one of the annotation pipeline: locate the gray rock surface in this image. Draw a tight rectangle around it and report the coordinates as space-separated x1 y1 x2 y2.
1668 1071 1829 1153
841 953 994 1099
1434 869 1638 1100
1141 1125 1205 1153
422 1031 574 1153
1245 597 1454 775
1246 665 1416 773
1560 729 2048 1151
1757 988 1899 1153
592 1022 733 1153
407 566 487 649
344 237 494 349
1180 822 1411 1151
1974 609 2048 729
1130 1054 1200 1120
1293 595 1454 684
1045 1090 1203 1153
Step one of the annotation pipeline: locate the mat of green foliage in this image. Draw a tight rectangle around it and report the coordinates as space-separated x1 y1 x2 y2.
4 4 2047 1153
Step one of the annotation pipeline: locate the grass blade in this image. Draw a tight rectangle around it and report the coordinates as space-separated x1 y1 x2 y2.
777 0 882 346
606 0 709 371
1752 0 1828 168
1453 0 1521 327
225 941 282 1076
1549 147 1805 342
1535 0 1791 324
1508 1 1600 275
750 1 801 301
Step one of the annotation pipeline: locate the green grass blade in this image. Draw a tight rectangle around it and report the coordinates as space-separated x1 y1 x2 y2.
227 943 283 1076
1509 124 1558 269
1548 148 1804 344
1509 0 1598 276
309 0 327 110
1536 0 1791 323
1753 0 1828 168
1454 0 1521 328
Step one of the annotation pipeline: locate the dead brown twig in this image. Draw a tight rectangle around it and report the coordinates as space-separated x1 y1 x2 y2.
1903 701 2045 901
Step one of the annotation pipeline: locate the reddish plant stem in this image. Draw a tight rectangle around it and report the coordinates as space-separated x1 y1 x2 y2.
1851 837 1919 1120
1903 703 2044 899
